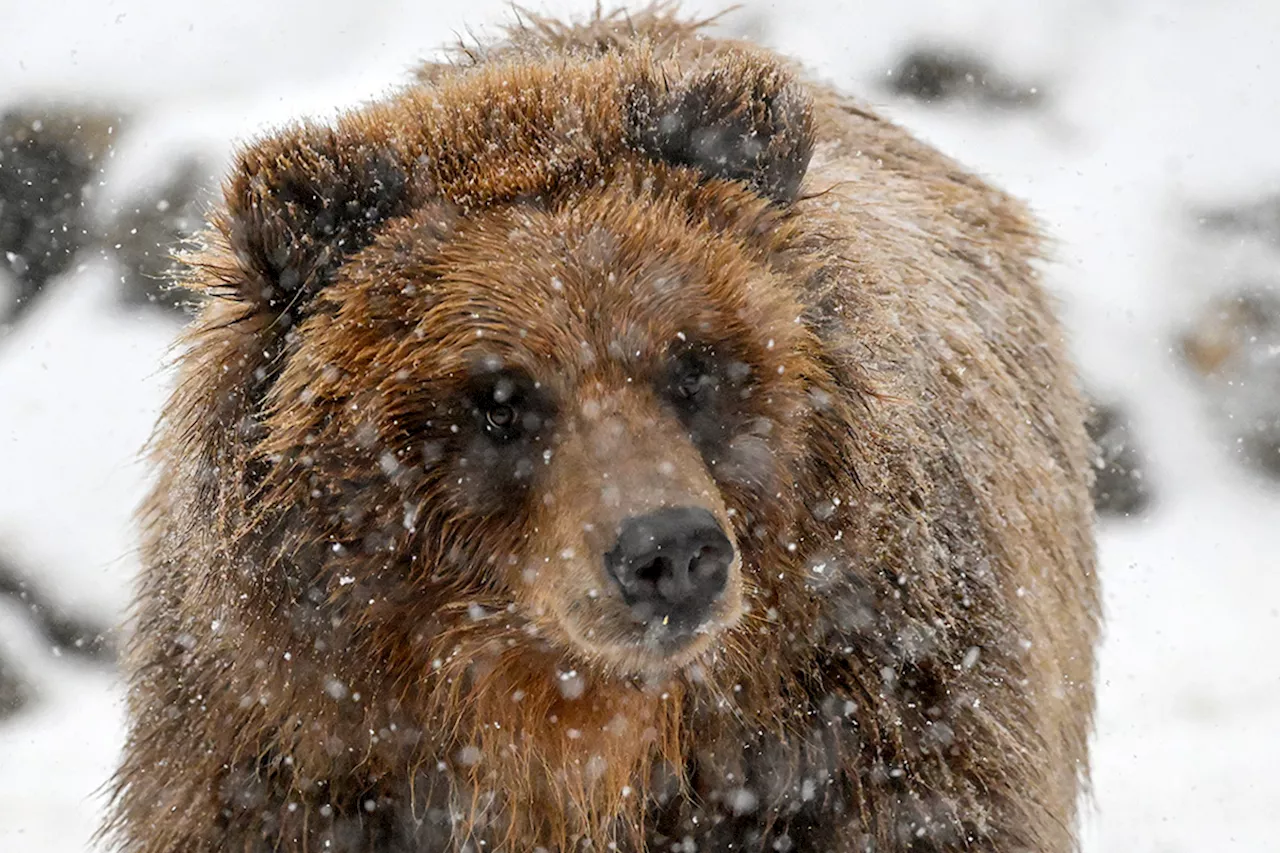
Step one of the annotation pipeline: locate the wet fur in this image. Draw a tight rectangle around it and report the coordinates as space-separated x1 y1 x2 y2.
109 6 1098 853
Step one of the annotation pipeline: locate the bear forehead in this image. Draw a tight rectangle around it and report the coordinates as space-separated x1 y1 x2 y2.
334 191 805 383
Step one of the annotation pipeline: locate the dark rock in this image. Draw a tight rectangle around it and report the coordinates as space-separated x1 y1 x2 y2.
0 106 123 325
1086 401 1154 518
0 556 115 663
1198 195 1280 244
101 157 210 314
0 653 30 719
885 47 1043 108
1180 287 1280 480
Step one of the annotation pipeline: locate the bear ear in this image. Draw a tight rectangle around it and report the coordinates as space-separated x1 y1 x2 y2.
628 52 815 205
218 120 417 318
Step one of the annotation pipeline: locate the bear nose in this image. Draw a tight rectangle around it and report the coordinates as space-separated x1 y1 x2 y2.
604 506 734 631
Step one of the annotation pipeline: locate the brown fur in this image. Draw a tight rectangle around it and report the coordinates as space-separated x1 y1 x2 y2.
108 6 1099 852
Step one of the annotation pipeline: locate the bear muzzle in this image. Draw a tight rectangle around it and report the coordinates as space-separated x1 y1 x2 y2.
527 387 746 671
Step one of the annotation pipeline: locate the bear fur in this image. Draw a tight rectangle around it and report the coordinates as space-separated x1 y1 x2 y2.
109 7 1099 853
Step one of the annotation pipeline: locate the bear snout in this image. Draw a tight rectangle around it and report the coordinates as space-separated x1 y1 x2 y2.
603 506 734 634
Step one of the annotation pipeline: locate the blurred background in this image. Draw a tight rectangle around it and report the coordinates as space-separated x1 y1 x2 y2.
0 1 1276 850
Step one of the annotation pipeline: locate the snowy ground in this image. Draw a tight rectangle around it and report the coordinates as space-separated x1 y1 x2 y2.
1 1 1277 850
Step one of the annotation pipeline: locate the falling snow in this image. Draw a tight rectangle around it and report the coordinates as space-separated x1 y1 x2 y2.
0 1 1277 852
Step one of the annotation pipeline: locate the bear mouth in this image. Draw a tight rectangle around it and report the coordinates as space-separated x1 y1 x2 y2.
555 561 744 676
632 610 733 657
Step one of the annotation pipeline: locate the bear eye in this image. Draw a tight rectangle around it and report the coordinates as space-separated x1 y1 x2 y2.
485 403 518 435
668 351 718 410
472 373 546 445
675 369 705 400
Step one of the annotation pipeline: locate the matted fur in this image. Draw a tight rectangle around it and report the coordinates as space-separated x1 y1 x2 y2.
108 6 1099 852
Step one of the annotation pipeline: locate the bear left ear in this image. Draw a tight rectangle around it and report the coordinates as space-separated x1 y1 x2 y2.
627 52 815 205
218 119 418 320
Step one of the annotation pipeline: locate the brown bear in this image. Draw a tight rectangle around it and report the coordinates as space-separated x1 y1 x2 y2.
108 7 1099 853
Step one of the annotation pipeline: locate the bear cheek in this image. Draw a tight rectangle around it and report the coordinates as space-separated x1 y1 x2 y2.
449 435 541 513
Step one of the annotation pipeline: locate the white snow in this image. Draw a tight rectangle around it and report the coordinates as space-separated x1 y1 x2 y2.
0 1 1276 851
0 263 174 623
0 600 122 852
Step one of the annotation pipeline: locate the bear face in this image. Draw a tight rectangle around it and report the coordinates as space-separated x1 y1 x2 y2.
260 175 820 679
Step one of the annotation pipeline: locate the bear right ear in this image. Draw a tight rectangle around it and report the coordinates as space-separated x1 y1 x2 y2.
627 51 815 205
216 118 417 320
